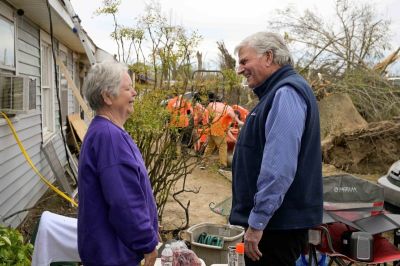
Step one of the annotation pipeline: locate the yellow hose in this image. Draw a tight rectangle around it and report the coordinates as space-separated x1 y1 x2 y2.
1 112 78 207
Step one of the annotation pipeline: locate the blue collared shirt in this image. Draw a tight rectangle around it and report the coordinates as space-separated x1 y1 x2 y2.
248 85 307 230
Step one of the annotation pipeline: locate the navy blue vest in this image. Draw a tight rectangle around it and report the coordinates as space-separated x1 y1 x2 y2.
229 65 323 230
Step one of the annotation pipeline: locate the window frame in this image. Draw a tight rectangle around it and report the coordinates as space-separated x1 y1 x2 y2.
40 31 56 140
0 2 16 72
58 43 70 128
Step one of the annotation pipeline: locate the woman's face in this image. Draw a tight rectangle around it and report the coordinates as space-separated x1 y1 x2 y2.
111 72 137 118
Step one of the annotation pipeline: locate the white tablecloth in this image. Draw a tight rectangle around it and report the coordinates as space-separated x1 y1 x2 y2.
31 211 80 266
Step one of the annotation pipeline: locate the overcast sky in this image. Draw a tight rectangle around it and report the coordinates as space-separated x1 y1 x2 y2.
70 0 400 74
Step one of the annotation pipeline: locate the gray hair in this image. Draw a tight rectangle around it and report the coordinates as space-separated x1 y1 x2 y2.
83 61 128 111
234 32 293 66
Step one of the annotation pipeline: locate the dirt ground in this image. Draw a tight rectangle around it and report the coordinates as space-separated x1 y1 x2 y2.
161 163 231 231
17 188 78 242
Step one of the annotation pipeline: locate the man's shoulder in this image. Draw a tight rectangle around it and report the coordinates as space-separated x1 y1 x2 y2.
276 84 299 95
278 72 312 91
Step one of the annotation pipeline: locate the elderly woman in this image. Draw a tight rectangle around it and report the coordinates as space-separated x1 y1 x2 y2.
78 61 158 266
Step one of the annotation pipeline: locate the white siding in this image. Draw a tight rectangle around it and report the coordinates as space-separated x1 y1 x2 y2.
0 13 67 228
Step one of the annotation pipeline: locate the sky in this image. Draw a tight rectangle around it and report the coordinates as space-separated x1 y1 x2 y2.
70 0 400 74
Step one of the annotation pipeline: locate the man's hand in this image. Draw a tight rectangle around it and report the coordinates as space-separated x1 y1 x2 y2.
143 248 157 266
244 227 263 261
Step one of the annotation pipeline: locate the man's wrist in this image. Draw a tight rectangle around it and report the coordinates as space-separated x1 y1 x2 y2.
248 211 269 230
248 226 262 232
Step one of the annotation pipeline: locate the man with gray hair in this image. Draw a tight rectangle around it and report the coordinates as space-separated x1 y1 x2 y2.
229 32 323 265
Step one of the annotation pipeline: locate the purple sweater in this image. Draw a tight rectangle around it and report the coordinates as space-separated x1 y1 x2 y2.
78 116 158 266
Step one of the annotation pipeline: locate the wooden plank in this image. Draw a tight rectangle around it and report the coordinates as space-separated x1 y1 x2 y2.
42 136 73 196
56 57 93 120
53 134 67 166
67 113 87 142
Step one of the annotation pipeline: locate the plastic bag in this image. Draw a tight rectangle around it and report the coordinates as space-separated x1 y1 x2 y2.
169 240 201 266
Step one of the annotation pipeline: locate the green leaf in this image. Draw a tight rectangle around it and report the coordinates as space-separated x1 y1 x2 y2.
17 251 25 261
17 234 23 243
0 227 32 265
0 236 11 246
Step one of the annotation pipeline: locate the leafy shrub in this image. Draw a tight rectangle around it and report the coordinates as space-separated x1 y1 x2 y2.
126 89 200 229
0 226 33 265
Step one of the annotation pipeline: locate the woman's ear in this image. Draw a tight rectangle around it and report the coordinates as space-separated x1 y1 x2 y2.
102 92 113 106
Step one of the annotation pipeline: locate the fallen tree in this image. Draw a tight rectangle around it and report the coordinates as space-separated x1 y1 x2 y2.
322 120 400 174
318 93 368 139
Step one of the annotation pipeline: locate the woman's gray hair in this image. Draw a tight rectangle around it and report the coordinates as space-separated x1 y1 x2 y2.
83 61 128 111
234 32 293 66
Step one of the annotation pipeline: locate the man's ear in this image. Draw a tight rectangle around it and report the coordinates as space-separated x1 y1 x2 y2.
264 51 274 67
102 92 113 106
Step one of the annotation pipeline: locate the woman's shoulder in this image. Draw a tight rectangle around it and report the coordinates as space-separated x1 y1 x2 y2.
86 119 126 145
85 122 137 164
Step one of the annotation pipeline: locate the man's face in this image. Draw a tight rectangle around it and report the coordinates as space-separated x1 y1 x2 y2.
237 46 272 88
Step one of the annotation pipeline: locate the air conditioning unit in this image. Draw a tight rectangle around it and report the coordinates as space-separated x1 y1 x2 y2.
0 74 36 114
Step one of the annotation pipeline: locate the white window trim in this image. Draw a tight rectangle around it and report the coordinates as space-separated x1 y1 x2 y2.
0 2 16 72
40 30 56 141
58 43 69 127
